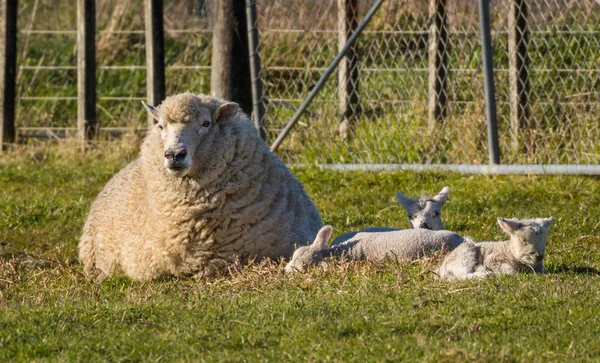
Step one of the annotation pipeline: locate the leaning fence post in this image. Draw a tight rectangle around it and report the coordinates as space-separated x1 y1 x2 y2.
0 0 17 150
245 0 266 140
337 0 359 139
427 0 448 130
144 0 165 127
508 0 529 150
478 0 500 165
77 0 97 147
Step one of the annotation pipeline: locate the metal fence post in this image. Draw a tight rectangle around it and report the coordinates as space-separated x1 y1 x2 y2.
0 0 17 150
144 0 165 126
508 0 529 151
245 0 266 140
427 0 448 130
478 0 500 165
77 0 97 147
337 0 359 139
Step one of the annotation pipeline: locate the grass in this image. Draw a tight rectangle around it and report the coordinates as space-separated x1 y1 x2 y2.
2 144 600 361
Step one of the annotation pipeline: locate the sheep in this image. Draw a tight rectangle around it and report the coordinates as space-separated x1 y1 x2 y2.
331 186 450 245
435 217 554 281
78 92 323 281
284 225 464 274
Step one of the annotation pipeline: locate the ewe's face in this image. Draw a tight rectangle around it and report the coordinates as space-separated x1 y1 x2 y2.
157 107 212 177
396 187 449 230
143 98 239 178
498 217 554 268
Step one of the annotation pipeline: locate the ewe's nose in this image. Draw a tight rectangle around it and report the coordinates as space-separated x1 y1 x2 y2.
419 222 431 230
164 149 187 163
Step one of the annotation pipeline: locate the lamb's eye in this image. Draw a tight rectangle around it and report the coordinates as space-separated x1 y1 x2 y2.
202 121 211 127
434 211 440 217
157 124 163 131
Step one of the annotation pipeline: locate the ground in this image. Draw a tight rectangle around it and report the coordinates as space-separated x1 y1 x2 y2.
1 145 600 361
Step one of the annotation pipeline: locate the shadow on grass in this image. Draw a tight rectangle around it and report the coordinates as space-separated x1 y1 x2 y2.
550 264 600 276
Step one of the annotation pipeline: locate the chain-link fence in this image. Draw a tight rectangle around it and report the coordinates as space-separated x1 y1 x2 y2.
10 0 600 167
257 0 599 166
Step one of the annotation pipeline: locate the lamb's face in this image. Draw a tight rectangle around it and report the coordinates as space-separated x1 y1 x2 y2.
284 225 333 274
498 217 554 268
142 95 239 178
396 187 449 230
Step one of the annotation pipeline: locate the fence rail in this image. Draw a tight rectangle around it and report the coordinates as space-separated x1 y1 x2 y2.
0 0 598 173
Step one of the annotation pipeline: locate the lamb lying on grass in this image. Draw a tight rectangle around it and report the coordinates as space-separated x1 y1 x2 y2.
331 186 450 245
284 225 464 274
79 92 322 281
435 217 554 281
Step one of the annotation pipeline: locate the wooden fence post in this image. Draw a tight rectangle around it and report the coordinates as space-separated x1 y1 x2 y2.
77 0 96 147
427 0 448 130
211 0 252 113
0 0 17 150
144 0 165 126
508 0 529 150
337 0 359 139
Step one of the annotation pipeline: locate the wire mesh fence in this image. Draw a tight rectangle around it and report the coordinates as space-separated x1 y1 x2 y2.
9 0 600 167
257 0 599 165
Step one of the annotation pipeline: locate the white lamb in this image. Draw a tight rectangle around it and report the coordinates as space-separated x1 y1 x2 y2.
79 92 322 281
435 217 554 281
284 225 464 274
331 186 450 245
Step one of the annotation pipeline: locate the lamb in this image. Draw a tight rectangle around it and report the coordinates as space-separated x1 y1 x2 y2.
331 186 450 245
79 92 322 281
284 225 464 274
435 217 554 281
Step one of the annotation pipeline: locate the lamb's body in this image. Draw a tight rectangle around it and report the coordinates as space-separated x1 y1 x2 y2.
332 229 464 261
284 227 464 273
436 218 554 281
79 94 322 281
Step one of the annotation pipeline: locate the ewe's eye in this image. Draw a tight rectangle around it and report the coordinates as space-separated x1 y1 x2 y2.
434 211 440 217
202 121 211 127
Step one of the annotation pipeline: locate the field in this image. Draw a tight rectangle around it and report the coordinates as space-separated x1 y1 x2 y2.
2 145 600 361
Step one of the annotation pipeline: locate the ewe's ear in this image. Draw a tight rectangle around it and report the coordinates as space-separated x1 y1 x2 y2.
142 101 160 123
497 218 523 235
213 102 239 123
312 225 333 250
396 192 415 210
432 186 450 204
542 217 555 228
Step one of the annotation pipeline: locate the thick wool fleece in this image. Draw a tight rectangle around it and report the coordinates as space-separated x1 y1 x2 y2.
79 94 322 281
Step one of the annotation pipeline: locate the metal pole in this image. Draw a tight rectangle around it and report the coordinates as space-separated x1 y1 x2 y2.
271 0 385 152
0 0 17 150
245 0 266 140
144 0 166 126
478 0 500 165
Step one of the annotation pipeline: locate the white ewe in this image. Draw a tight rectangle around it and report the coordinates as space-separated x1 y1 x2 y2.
79 92 322 281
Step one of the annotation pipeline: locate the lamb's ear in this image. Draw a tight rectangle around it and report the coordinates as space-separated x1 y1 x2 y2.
396 192 416 210
542 217 555 228
311 225 333 250
213 102 239 123
432 186 450 204
497 218 523 234
142 101 160 123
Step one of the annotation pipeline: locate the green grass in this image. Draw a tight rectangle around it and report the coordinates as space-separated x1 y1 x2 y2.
2 147 600 361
